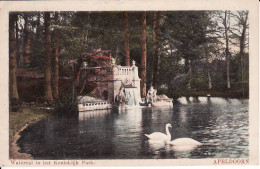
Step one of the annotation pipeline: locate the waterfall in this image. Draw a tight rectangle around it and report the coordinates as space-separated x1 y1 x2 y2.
124 88 141 106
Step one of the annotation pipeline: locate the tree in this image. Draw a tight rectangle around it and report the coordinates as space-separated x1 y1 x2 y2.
28 12 45 70
123 11 130 66
238 11 249 95
11 11 249 105
217 10 239 89
53 12 59 100
44 12 53 104
9 13 19 103
161 12 217 91
231 11 249 95
23 13 31 67
15 14 20 68
152 11 162 89
140 12 147 97
223 11 231 89
202 12 221 90
36 12 41 39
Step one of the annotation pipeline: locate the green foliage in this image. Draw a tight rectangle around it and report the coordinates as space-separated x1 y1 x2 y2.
30 31 44 70
14 11 249 102
162 11 215 61
9 105 52 140
230 53 249 88
190 76 208 89
53 97 78 117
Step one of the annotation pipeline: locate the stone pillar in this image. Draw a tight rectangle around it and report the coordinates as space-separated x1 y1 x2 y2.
132 60 141 102
113 65 122 103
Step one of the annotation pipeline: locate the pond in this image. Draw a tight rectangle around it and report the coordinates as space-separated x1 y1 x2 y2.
17 97 248 159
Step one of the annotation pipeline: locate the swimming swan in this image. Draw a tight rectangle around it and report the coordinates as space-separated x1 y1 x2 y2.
169 138 202 146
144 123 172 141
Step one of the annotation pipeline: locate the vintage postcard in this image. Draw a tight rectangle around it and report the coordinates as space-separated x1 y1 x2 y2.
0 0 258 167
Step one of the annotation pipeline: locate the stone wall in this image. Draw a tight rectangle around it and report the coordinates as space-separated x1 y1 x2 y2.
81 60 141 104
113 60 141 103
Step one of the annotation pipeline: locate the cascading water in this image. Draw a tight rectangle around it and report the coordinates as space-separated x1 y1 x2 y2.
124 87 141 106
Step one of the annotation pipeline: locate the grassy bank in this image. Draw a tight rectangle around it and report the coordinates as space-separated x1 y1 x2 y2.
9 104 53 141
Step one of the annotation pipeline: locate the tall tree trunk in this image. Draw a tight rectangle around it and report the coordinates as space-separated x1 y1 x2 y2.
184 58 190 74
53 12 59 100
36 12 41 39
15 15 20 68
226 54 230 88
224 11 231 89
10 14 19 101
75 58 83 88
207 57 212 89
23 14 31 67
152 11 162 89
44 12 53 104
140 11 147 98
208 70 212 89
239 12 248 97
123 11 130 66
185 59 191 89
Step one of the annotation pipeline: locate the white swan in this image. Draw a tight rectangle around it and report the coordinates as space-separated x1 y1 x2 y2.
168 138 202 152
144 123 172 141
169 138 202 146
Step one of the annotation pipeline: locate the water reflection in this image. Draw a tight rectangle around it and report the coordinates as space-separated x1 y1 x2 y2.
17 97 248 159
147 140 166 154
170 145 198 153
79 109 112 120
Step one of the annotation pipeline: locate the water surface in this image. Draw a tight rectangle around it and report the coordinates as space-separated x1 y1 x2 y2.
17 97 248 159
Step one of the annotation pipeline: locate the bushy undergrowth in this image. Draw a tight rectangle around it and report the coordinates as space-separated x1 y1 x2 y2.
53 97 79 117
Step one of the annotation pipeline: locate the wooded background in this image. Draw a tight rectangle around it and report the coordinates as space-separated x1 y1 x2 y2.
9 11 249 107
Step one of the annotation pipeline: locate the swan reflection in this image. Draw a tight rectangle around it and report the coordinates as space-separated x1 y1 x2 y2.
170 145 198 152
147 139 200 154
147 139 166 154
